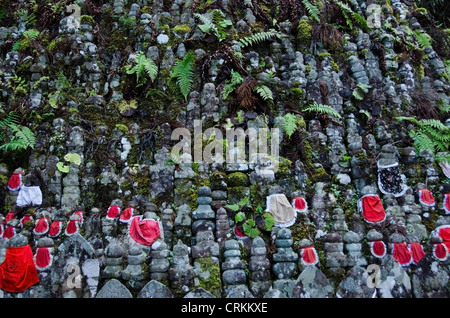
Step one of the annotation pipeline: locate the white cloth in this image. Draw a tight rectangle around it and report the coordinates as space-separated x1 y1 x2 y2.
16 186 42 207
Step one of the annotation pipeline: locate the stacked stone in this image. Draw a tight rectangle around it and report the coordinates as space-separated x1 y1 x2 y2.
192 186 215 236
221 240 247 293
210 169 228 207
101 243 123 280
310 182 328 233
150 147 175 201
384 194 405 225
403 192 428 242
215 207 231 248
168 239 194 295
122 243 148 292
366 229 386 263
249 236 271 297
102 199 122 237
161 208 175 249
174 153 195 207
346 114 370 192
331 208 349 237
324 232 347 274
149 241 171 284
420 150 440 190
344 231 367 268
191 230 222 297
173 204 192 246
61 127 84 214
33 237 55 297
272 228 298 280
200 83 220 123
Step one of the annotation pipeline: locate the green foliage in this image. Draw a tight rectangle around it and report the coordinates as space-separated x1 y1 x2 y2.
56 152 81 173
302 0 320 23
352 83 372 101
397 116 450 162
303 102 342 118
239 30 284 48
282 113 299 138
194 9 232 42
414 30 433 50
0 111 36 152
254 84 273 101
125 52 158 87
222 70 243 99
170 51 195 102
243 219 260 238
335 0 370 32
297 19 313 44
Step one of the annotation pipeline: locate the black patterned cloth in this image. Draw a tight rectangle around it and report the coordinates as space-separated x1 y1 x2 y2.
377 162 408 197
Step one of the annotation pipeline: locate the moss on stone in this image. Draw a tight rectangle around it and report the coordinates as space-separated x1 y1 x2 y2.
196 257 222 297
227 172 249 187
297 19 313 46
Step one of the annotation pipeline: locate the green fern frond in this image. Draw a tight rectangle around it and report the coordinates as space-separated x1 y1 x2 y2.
22 29 39 40
419 119 450 131
410 130 435 153
414 30 433 50
171 51 195 102
254 85 273 101
194 12 216 34
239 30 284 48
0 112 20 128
10 125 36 149
303 102 342 118
302 0 320 23
126 52 158 87
282 113 298 138
222 70 243 99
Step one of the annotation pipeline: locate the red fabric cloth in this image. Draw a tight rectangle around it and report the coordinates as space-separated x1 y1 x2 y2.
3 226 15 239
234 225 246 239
49 220 63 237
444 194 450 214
7 172 22 191
34 247 51 270
65 220 79 236
5 211 15 222
33 218 49 234
292 197 307 213
0 245 39 292
409 242 425 264
433 243 448 261
392 242 413 266
106 206 121 219
418 189 435 207
73 211 84 224
300 246 318 265
20 215 33 227
119 207 135 223
129 216 160 246
360 195 386 223
370 240 386 258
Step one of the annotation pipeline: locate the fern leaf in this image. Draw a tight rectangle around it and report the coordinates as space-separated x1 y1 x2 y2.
222 70 243 99
194 12 217 36
396 116 421 126
282 113 298 138
0 112 20 128
302 0 320 23
419 119 449 131
239 30 284 48
414 30 432 49
303 102 342 118
127 52 158 87
9 125 36 149
410 130 435 153
171 51 195 102
254 85 273 101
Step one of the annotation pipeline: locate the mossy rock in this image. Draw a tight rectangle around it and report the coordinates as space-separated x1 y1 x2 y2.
227 172 249 187
311 167 331 183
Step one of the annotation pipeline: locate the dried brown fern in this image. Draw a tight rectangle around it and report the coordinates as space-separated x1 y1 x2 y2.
236 79 258 111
